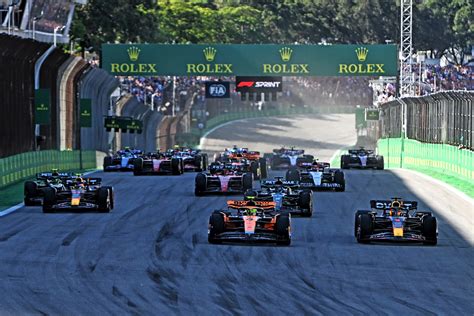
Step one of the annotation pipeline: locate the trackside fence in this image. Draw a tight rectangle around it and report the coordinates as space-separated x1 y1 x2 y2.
0 150 97 188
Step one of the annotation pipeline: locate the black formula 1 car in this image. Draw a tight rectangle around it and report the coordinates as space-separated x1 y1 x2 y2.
244 178 313 217
133 152 184 175
24 170 76 206
167 147 208 172
103 148 143 171
354 198 437 245
42 176 114 213
286 162 345 191
208 200 291 245
195 163 253 196
269 147 314 170
341 148 384 169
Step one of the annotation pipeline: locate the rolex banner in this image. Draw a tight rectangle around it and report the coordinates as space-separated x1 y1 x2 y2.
80 99 92 127
34 89 51 125
102 44 397 77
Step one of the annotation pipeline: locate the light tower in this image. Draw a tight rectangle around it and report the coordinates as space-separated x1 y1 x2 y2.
399 0 415 97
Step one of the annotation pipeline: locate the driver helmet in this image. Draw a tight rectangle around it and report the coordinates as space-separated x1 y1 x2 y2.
247 208 257 216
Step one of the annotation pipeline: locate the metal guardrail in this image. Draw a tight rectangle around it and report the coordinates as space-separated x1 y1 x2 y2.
0 150 97 188
380 91 473 150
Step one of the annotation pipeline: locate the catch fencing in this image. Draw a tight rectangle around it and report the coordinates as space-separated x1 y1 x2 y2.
380 91 473 150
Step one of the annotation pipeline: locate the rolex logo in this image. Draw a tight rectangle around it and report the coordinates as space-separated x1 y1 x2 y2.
279 47 293 62
355 47 368 62
127 46 140 62
203 47 217 62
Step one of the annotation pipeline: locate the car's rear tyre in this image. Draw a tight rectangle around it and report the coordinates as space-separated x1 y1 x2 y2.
422 215 437 245
356 213 372 243
194 155 203 172
202 154 208 171
24 181 37 206
171 158 182 175
42 187 56 213
208 213 224 244
259 158 267 179
334 170 345 192
102 186 114 210
377 156 384 170
298 190 312 217
103 156 113 172
242 173 253 191
341 155 350 169
276 213 291 246
195 173 207 196
97 187 111 213
271 157 279 170
133 158 144 175
285 169 300 182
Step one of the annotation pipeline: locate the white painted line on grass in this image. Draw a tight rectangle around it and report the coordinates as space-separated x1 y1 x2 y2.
0 170 99 218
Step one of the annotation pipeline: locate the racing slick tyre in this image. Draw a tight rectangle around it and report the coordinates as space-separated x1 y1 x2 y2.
242 173 253 191
194 155 203 172
302 155 314 163
24 181 37 206
195 173 207 196
171 158 182 175
341 155 350 169
97 187 112 213
271 157 280 170
276 213 291 246
259 158 267 179
376 156 385 170
103 156 113 172
354 211 371 237
202 154 208 171
334 170 345 192
102 186 114 210
208 212 225 244
42 187 56 213
422 215 438 245
251 161 259 179
285 169 300 182
356 213 373 243
298 190 312 217
133 158 144 176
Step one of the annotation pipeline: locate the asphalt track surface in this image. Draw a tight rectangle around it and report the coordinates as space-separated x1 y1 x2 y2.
0 114 472 315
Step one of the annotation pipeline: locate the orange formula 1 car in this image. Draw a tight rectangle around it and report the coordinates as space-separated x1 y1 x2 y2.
208 200 291 245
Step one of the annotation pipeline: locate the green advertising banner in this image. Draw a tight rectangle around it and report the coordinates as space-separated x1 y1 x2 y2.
34 89 51 125
365 109 380 121
104 116 143 134
80 99 92 127
101 44 398 77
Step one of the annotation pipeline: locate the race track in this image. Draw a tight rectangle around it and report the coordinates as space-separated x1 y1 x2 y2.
0 114 472 315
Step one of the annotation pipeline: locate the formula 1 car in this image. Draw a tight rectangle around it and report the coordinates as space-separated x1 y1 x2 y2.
195 163 253 196
42 176 114 213
215 146 267 179
24 170 76 206
341 148 384 170
103 148 143 171
269 147 314 170
354 198 437 245
133 152 184 175
167 147 208 172
244 178 313 217
208 200 291 245
286 161 345 191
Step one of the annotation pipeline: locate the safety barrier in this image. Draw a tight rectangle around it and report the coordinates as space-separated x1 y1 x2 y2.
0 150 97 188
380 91 473 150
377 138 473 182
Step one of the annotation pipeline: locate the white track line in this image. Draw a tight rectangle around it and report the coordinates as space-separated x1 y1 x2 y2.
0 170 98 217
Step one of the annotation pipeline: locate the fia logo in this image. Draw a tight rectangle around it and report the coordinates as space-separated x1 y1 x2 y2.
209 84 227 97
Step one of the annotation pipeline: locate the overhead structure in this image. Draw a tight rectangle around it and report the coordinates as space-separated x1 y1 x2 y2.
399 0 415 97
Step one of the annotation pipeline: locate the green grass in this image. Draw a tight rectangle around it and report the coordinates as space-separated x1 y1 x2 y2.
407 167 474 198
0 169 97 211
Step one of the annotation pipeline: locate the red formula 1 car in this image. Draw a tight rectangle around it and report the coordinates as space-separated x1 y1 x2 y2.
194 162 253 196
133 152 184 175
208 200 291 245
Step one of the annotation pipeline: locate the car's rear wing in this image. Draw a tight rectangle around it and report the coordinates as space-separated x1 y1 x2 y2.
261 180 299 188
227 200 276 209
36 172 75 179
349 149 374 155
370 200 418 210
